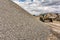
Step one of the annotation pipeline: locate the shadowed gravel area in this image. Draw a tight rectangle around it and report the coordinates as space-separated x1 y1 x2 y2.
0 0 50 40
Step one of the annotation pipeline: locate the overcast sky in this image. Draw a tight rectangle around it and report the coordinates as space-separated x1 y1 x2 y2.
14 0 60 1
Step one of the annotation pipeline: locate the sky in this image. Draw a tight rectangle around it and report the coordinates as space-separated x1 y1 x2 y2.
19 0 33 2
12 0 60 16
19 0 25 2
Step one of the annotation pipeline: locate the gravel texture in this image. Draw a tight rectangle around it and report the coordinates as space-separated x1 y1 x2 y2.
0 0 50 40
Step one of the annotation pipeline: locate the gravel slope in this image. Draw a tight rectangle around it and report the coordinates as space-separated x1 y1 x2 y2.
0 0 50 40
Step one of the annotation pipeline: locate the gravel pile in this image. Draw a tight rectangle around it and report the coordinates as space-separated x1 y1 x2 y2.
0 0 50 40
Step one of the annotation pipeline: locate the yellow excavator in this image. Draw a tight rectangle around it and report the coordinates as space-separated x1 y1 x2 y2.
40 13 59 22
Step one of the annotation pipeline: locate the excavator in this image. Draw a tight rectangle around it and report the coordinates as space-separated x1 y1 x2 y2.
40 13 60 22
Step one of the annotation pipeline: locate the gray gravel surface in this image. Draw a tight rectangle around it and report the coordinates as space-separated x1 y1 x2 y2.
0 0 50 40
